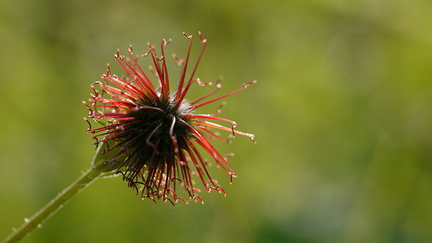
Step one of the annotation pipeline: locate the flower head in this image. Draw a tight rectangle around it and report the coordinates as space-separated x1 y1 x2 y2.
84 32 255 204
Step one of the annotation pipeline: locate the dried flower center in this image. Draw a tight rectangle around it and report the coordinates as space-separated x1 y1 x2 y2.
118 98 192 165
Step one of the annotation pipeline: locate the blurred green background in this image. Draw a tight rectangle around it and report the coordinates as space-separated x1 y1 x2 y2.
1 0 432 242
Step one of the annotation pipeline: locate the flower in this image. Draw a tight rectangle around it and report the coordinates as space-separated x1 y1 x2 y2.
84 32 255 205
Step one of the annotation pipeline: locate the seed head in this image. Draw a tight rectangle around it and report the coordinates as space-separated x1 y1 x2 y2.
84 32 255 204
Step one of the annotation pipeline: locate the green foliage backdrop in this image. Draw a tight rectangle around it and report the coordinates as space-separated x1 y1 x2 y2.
1 0 432 242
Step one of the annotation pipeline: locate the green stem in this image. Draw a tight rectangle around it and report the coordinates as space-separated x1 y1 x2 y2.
1 168 102 243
